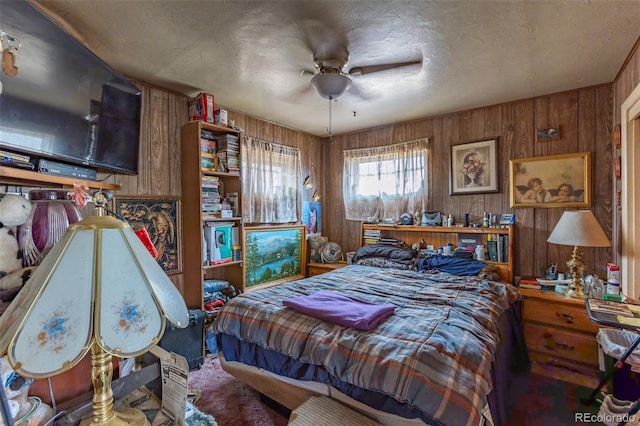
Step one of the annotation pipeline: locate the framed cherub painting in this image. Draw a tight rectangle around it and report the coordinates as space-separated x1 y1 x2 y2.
510 152 591 208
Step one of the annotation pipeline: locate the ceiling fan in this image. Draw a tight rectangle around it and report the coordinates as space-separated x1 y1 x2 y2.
298 20 423 101
306 48 422 101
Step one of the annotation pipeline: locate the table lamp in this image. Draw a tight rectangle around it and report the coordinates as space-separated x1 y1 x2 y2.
547 210 611 299
0 192 189 426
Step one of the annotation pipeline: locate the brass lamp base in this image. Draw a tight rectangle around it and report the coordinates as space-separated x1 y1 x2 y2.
80 408 150 426
565 245 585 299
85 343 151 426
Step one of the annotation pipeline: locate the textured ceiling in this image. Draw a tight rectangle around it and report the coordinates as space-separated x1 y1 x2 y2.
31 1 640 137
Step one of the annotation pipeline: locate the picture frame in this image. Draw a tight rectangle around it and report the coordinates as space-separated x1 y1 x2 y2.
115 196 182 274
302 201 322 236
243 225 306 290
509 152 592 208
450 138 499 195
536 127 561 142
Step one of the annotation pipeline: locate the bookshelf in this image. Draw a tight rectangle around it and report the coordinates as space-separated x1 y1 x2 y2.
360 223 514 283
181 120 243 309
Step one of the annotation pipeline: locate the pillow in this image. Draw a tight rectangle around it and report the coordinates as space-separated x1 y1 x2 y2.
308 235 328 263
355 257 415 270
352 243 417 265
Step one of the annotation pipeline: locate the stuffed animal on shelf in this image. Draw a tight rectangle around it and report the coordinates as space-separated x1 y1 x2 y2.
0 194 36 303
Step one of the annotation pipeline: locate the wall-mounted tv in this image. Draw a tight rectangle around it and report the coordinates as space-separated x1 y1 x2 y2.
0 0 141 175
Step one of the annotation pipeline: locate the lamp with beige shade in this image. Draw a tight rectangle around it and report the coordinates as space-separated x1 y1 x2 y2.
547 210 611 299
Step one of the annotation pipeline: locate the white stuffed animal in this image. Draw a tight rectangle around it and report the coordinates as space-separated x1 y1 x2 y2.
0 194 36 303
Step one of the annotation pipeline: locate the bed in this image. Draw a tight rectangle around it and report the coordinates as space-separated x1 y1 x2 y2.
212 256 527 426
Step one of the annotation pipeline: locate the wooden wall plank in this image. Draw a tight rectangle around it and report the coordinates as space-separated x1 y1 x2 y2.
323 86 613 281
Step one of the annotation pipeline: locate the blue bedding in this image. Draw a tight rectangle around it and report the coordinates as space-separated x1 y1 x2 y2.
417 254 489 275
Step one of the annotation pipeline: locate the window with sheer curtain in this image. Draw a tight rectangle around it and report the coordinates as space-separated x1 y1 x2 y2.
343 138 429 221
241 136 301 224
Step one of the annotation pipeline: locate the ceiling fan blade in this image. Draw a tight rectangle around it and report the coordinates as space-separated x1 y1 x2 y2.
348 60 422 76
348 83 371 102
300 19 349 69
285 83 315 104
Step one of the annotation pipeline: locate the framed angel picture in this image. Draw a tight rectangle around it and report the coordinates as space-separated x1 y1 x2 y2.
510 152 591 208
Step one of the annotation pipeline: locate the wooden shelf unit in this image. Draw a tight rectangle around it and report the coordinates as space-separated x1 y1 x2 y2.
0 166 120 190
181 120 243 309
360 223 514 283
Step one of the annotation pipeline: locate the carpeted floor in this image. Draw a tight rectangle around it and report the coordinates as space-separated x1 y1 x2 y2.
188 354 288 426
188 354 603 426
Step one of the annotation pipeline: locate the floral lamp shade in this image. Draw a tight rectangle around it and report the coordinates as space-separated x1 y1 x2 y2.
0 214 189 378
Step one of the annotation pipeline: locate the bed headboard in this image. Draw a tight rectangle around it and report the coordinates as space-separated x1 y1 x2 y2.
360 223 514 283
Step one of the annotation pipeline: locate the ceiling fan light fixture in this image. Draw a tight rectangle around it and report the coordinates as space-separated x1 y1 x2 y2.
310 72 352 100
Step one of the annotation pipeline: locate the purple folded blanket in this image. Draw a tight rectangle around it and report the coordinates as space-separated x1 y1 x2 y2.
283 290 395 331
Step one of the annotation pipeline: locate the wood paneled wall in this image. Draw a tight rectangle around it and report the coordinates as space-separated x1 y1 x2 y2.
323 85 614 280
95 81 323 299
612 37 640 261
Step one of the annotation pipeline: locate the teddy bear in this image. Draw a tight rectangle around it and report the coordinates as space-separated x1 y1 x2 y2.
0 194 36 303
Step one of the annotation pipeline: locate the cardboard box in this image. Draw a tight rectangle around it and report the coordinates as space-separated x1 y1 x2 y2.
215 108 228 126
457 233 483 248
607 263 620 281
188 92 215 123
203 224 232 263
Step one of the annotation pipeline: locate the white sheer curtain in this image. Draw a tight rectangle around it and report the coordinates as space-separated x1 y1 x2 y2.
241 136 301 224
343 138 429 221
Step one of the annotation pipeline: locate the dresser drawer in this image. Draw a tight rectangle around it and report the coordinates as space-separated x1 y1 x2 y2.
523 299 600 334
524 323 599 365
529 351 600 389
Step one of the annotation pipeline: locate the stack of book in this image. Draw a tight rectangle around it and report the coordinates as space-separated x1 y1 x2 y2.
363 229 381 245
380 237 402 245
200 131 217 154
0 149 34 170
201 176 221 213
519 276 541 289
217 134 239 174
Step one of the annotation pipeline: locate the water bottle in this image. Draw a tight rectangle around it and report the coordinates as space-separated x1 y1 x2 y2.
445 243 453 256
475 245 485 260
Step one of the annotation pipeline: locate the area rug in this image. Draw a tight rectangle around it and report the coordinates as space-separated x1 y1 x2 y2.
188 354 288 426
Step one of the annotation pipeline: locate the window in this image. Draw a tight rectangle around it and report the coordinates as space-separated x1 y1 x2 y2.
241 137 301 224
343 138 429 221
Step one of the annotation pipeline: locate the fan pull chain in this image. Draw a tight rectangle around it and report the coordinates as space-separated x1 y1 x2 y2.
328 96 333 143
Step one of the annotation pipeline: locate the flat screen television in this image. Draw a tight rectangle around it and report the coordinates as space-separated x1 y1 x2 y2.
0 0 141 175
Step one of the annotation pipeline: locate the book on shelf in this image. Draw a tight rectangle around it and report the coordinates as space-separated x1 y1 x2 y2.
518 276 541 289
588 299 635 317
519 282 541 290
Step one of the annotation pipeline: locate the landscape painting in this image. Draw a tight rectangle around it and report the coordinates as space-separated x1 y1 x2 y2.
243 225 306 290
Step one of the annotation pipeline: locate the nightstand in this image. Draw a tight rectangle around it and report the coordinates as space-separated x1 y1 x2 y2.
307 262 347 277
520 288 608 389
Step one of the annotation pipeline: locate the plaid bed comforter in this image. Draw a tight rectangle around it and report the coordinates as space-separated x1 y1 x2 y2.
212 264 520 426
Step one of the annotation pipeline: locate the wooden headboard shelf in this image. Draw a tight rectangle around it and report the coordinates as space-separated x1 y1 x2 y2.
360 223 515 284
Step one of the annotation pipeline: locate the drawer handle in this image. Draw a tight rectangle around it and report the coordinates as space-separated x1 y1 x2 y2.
555 342 575 351
556 312 575 323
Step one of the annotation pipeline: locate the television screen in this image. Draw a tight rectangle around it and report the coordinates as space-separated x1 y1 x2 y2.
0 0 141 174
